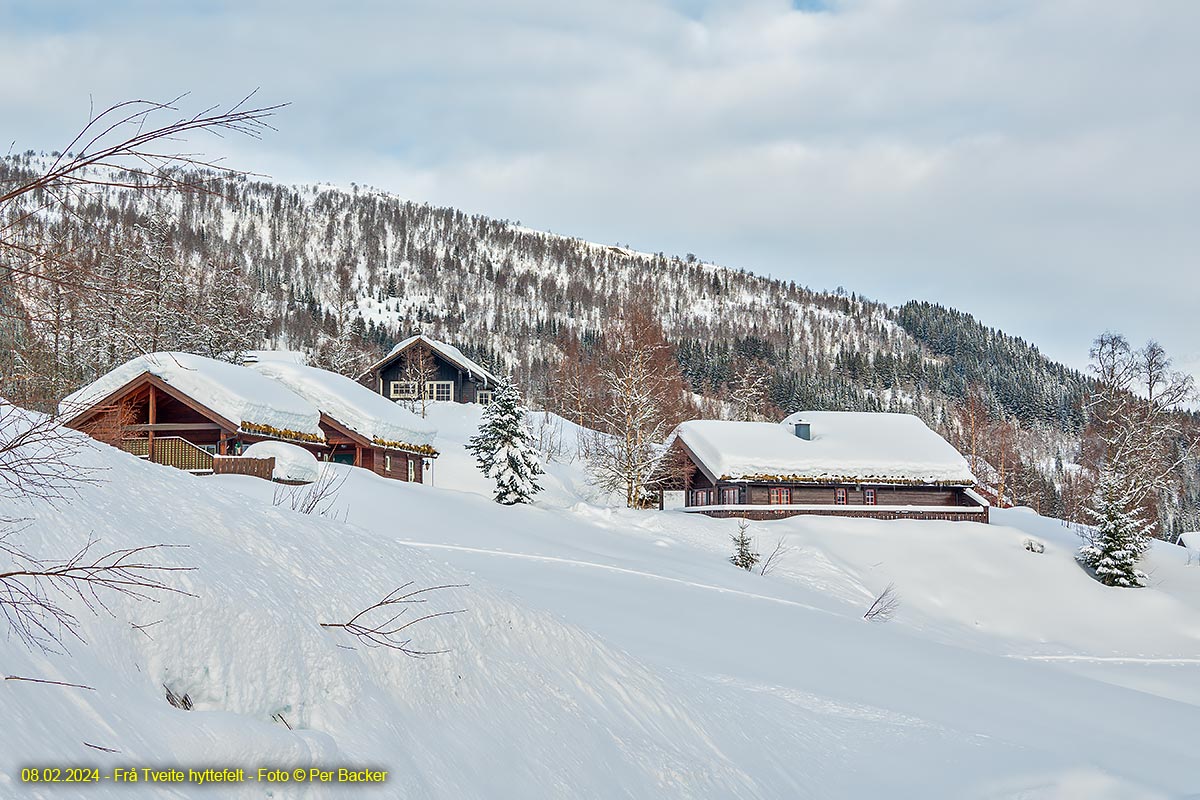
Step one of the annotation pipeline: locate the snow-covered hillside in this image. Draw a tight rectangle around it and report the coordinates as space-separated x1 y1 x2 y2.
4 403 1200 798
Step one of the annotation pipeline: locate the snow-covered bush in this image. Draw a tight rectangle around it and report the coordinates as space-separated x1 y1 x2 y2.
242 441 321 484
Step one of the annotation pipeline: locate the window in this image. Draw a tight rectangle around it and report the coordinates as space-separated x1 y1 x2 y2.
390 381 418 399
385 455 392 472
721 487 739 505
407 458 415 482
864 488 876 505
691 489 715 506
835 488 848 505
476 390 495 405
769 487 791 505
425 381 454 402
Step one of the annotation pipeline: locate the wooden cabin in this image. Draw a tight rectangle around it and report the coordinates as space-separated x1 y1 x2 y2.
362 335 499 405
662 412 989 523
59 353 437 482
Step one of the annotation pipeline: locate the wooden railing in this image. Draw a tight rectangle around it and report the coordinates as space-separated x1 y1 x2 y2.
213 456 275 481
121 438 278 481
121 436 214 472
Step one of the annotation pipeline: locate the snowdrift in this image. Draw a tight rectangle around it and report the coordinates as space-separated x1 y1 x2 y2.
4 401 1200 799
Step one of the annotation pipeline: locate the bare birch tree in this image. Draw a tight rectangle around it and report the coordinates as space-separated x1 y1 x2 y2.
583 307 689 508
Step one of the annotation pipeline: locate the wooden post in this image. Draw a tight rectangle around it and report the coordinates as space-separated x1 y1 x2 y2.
219 431 227 456
147 385 157 461
355 445 362 466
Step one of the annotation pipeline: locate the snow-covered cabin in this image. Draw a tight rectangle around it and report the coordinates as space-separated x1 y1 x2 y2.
250 359 437 482
362 335 499 405
663 411 989 522
59 353 437 482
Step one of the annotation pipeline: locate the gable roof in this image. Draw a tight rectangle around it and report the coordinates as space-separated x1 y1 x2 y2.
366 335 499 386
670 411 977 486
59 352 326 442
249 359 437 453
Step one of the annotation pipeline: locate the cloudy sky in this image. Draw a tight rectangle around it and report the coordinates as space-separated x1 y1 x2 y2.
3 1 1197 377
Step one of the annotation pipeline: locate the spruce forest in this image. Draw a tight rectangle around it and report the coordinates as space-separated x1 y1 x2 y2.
2 153 1197 535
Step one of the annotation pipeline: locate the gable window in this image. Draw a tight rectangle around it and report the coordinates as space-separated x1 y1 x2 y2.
407 458 415 482
425 381 454 402
721 487 739 505
390 381 418 399
476 390 495 405
864 488 876 505
835 488 848 505
769 487 791 505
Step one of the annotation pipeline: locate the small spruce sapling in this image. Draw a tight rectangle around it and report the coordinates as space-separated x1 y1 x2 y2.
729 518 760 571
466 379 544 505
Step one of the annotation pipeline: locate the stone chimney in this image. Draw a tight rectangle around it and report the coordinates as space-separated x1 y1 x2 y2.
793 422 811 440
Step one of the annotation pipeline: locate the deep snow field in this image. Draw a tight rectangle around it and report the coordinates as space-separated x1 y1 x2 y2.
3 402 1200 799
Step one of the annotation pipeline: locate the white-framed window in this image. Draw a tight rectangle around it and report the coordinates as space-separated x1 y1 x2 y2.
721 487 739 505
385 454 392 472
407 459 415 482
769 487 791 505
390 381 418 399
476 390 495 405
864 488 877 505
835 488 848 505
425 381 453 402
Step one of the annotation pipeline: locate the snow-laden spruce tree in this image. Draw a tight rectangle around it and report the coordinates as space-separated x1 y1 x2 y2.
466 380 544 505
1075 334 1196 586
1077 468 1154 587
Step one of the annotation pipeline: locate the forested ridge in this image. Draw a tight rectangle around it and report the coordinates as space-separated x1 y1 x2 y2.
2 153 1196 531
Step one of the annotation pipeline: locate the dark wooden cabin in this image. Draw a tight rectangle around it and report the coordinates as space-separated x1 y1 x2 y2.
362 335 499 405
662 414 990 523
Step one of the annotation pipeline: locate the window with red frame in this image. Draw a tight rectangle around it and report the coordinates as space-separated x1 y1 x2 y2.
864 488 876 505
769 487 791 505
835 488 848 505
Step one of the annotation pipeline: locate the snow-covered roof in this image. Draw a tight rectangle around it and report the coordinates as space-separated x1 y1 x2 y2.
240 441 321 483
671 411 977 486
370 335 499 385
59 352 325 441
250 359 437 451
240 350 308 365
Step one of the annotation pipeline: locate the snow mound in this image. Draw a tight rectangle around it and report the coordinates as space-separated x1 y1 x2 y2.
249 359 435 449
0 408 757 798
672 411 976 485
240 440 320 483
59 352 325 441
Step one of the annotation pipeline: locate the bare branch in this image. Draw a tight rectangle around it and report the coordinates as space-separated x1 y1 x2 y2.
0 532 195 653
319 582 466 657
863 582 900 622
4 674 95 690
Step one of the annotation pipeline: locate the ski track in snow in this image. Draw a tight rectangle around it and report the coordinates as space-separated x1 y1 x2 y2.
1009 655 1200 665
392 538 837 616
